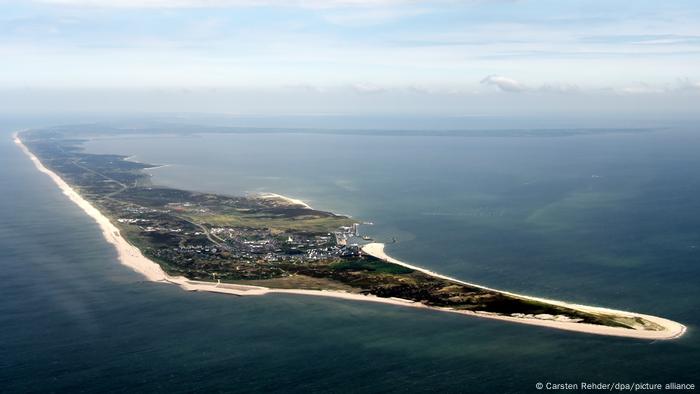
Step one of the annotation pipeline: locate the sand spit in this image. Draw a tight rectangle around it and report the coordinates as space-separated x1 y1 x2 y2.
362 243 686 340
256 192 312 209
15 133 686 340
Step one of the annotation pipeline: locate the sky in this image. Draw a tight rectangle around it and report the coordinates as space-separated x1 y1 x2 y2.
1 0 699 118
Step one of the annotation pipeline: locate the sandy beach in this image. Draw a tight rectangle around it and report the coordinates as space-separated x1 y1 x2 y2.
257 192 312 209
361 243 687 339
15 133 686 340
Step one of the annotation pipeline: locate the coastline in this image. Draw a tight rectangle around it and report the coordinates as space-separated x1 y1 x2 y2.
14 133 686 340
361 243 687 340
256 192 313 209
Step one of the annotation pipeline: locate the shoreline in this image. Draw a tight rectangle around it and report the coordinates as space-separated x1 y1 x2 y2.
256 192 313 209
14 133 686 340
361 243 686 340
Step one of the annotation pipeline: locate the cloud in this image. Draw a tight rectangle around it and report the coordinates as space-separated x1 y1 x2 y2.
608 79 700 95
538 83 580 94
479 76 607 96
617 82 668 94
351 82 386 94
580 34 700 46
480 75 528 92
676 77 700 91
321 7 428 26
33 0 425 8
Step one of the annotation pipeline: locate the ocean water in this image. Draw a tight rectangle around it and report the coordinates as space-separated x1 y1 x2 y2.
2 119 699 393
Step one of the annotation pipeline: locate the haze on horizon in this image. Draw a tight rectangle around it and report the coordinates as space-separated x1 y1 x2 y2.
1 0 699 119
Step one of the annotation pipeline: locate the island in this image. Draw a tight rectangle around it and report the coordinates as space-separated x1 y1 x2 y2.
14 126 686 340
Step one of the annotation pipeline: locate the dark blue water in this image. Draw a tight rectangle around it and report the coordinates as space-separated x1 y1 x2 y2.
2 119 699 393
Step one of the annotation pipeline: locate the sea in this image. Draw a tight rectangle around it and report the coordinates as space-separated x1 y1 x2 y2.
1 114 698 393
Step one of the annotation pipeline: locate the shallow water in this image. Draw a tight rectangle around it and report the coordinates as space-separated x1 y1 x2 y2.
2 120 698 393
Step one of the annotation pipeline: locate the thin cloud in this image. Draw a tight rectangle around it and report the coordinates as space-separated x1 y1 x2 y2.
33 0 426 8
617 82 668 95
480 75 528 92
321 7 428 26
351 82 386 94
538 83 580 94
677 77 700 91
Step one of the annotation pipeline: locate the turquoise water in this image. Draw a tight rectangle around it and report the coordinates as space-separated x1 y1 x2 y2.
2 120 699 393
